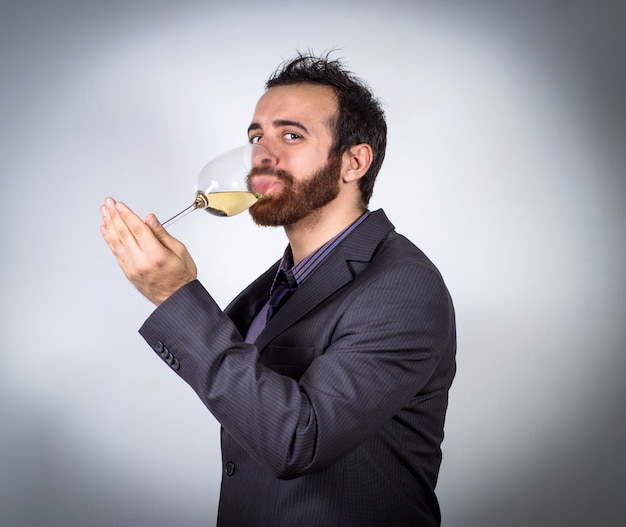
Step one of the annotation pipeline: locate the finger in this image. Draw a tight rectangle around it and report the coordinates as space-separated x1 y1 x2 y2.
144 213 180 251
99 197 119 236
99 196 116 227
100 198 141 279
101 198 142 256
145 212 163 234
100 197 121 244
114 202 168 255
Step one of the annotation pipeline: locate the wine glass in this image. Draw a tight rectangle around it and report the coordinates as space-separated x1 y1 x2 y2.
162 143 275 228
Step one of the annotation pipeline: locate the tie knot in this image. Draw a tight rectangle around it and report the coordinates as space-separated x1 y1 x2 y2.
267 270 298 321
274 270 297 290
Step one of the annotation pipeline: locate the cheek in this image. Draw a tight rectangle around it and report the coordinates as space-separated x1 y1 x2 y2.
279 146 329 178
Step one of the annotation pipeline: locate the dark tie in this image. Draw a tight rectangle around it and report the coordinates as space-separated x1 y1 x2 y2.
267 270 298 321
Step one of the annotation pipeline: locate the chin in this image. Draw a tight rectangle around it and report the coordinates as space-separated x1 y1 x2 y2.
249 200 305 227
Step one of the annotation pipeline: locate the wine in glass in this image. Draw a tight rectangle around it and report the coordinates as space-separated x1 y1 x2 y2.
162 143 275 228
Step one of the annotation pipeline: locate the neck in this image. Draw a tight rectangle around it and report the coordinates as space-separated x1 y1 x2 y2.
284 198 364 265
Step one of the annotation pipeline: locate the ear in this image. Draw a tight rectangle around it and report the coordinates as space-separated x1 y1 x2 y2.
341 144 373 183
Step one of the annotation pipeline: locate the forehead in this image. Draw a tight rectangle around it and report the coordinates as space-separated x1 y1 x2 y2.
251 84 338 127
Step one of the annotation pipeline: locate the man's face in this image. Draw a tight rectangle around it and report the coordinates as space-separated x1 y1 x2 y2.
246 84 343 226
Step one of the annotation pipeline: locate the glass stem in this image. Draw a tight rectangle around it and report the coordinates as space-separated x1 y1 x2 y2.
162 203 199 228
161 194 208 228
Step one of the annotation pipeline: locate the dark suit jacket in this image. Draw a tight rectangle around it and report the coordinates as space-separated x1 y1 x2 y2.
139 209 456 526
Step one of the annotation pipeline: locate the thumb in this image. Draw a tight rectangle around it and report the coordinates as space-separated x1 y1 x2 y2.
146 213 168 238
146 213 180 251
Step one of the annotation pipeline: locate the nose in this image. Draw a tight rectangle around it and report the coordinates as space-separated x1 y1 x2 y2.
251 143 277 171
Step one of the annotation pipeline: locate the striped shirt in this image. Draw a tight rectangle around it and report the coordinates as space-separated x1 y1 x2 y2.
245 210 371 343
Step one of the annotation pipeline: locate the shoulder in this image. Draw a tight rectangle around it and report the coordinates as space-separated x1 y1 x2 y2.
347 209 445 282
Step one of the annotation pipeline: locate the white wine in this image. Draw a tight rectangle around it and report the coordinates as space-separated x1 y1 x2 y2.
162 190 263 228
161 144 272 228
199 190 262 217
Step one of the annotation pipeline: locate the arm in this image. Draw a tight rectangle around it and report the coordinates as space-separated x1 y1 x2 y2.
139 262 455 479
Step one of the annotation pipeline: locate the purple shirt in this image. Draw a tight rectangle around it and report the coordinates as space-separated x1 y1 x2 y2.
245 210 371 343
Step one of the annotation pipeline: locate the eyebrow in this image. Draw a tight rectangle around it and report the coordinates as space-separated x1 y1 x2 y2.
247 119 310 135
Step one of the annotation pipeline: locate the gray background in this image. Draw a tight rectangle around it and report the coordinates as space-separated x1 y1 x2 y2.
1 0 624 525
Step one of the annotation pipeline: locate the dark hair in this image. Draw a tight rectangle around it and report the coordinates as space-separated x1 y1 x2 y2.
265 52 387 209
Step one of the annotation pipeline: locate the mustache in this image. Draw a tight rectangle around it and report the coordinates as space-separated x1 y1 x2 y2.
247 166 294 184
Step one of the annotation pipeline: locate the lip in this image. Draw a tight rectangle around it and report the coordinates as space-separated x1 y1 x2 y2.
250 175 283 196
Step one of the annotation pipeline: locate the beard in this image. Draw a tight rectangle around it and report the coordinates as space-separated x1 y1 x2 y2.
248 153 342 227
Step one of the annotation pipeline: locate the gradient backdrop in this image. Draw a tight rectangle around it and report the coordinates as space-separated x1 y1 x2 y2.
1 1 624 526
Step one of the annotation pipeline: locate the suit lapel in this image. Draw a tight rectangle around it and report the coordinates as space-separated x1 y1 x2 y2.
254 254 353 350
254 210 395 351
225 263 278 337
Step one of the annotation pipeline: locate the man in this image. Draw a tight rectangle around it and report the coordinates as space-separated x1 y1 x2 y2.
100 53 456 526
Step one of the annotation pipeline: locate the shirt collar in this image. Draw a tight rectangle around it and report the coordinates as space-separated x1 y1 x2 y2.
276 210 371 288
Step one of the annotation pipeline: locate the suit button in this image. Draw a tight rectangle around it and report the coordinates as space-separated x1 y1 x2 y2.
225 462 235 476
155 341 164 353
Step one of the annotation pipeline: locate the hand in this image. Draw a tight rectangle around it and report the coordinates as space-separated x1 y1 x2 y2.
99 197 198 306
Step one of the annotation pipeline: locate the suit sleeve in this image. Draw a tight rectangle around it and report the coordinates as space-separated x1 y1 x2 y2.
139 261 455 479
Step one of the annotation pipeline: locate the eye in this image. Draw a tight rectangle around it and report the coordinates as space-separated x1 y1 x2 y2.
283 132 301 142
249 135 261 144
